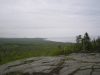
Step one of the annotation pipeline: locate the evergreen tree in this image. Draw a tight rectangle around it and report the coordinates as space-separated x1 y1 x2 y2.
96 37 100 52
76 35 83 51
91 38 96 51
83 32 91 52
76 35 82 43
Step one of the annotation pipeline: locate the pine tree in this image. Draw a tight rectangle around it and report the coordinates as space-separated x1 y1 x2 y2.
76 35 83 51
76 35 82 43
83 32 91 52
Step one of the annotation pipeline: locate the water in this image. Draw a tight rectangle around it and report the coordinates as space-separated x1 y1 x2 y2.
45 36 99 43
45 37 76 43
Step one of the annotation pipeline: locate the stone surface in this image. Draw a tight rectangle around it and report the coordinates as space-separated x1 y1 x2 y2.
74 69 92 75
0 53 100 75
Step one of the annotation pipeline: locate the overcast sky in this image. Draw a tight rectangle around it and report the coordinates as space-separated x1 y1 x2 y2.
0 0 100 39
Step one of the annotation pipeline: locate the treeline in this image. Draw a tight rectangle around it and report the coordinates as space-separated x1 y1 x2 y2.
76 32 100 52
0 33 100 65
55 32 100 55
69 32 100 53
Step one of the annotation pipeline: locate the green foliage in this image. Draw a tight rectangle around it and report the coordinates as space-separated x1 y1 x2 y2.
75 32 100 53
76 35 82 43
0 33 100 65
83 32 91 51
0 38 71 65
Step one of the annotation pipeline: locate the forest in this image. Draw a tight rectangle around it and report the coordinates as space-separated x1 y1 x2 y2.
0 32 100 65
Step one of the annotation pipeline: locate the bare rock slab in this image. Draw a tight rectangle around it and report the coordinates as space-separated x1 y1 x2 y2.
0 53 100 75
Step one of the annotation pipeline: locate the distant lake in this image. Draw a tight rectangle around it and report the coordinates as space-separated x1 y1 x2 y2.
45 37 76 43
45 36 98 43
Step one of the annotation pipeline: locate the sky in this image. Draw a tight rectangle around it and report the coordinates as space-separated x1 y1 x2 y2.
0 0 100 40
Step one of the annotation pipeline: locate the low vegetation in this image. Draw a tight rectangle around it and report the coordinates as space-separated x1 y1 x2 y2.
0 38 71 65
0 32 100 65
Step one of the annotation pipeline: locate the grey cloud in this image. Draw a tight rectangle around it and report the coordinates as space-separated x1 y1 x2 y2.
0 32 16 36
0 0 100 38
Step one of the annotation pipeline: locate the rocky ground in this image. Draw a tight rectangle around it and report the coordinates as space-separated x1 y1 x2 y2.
0 53 100 75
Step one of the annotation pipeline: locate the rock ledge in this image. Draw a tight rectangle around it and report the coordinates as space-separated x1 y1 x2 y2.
0 53 100 75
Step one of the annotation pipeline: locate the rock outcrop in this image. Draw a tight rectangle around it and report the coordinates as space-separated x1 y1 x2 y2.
0 53 100 75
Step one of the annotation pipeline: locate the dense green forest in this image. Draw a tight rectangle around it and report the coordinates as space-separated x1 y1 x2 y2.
0 38 71 65
0 32 100 65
